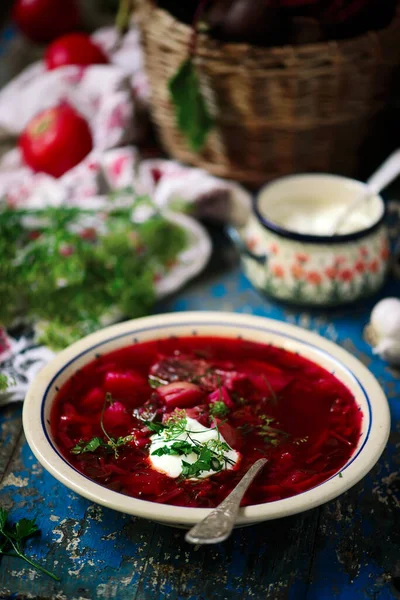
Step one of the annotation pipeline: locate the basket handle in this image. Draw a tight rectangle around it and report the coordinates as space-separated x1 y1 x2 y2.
226 226 268 266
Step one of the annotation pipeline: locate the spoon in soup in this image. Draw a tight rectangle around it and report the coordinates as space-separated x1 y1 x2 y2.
330 148 400 235
185 458 267 545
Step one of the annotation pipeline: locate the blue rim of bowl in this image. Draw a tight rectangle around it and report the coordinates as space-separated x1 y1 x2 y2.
40 321 372 502
253 175 386 244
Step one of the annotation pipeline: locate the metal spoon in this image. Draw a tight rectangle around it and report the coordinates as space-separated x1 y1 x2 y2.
185 458 267 545
331 148 400 234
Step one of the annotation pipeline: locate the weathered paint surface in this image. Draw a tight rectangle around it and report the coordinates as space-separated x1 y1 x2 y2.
0 256 399 600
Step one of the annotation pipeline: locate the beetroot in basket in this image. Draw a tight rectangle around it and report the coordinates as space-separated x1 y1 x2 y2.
157 0 398 44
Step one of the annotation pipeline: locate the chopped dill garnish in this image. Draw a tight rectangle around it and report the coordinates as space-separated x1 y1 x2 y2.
257 415 289 446
209 401 229 418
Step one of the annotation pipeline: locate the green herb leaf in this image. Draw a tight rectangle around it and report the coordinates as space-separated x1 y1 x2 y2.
163 411 188 440
71 393 132 459
0 199 187 351
209 401 229 418
0 508 8 531
0 374 13 393
148 375 167 389
0 508 59 581
168 58 214 152
115 435 133 447
237 396 248 406
71 437 105 455
179 439 235 479
257 415 289 446
144 420 165 434
71 435 133 457
14 518 38 541
293 436 309 446
151 441 197 457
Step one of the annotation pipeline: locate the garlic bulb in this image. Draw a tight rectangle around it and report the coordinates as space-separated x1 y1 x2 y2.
368 297 400 367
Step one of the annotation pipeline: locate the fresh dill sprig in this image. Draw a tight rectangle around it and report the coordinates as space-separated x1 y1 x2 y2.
0 197 187 350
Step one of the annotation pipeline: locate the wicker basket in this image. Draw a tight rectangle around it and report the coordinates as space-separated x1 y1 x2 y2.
138 3 400 185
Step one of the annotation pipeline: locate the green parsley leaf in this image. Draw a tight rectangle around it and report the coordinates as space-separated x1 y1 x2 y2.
179 440 235 479
338 472 343 479
71 437 105 455
0 508 59 581
144 420 165 434
71 435 133 457
151 441 197 457
168 58 214 151
0 508 8 531
209 401 229 418
14 518 38 542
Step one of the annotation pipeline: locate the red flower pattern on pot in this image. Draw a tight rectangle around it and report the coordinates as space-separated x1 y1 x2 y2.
324 266 337 280
307 271 322 285
271 265 285 278
269 243 279 255
380 245 390 260
359 246 369 258
369 259 380 273
339 268 353 282
334 256 347 267
291 264 305 279
354 260 365 274
295 252 309 263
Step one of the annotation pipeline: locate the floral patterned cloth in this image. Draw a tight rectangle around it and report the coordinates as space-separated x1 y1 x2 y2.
0 328 54 406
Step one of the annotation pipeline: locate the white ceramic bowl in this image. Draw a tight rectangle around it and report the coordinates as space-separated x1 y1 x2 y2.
23 312 390 528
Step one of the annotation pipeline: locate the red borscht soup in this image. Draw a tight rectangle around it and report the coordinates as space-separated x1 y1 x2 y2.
51 336 362 508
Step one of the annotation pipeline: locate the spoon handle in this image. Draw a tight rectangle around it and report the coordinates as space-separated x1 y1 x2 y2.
331 148 400 235
185 458 267 545
367 148 400 194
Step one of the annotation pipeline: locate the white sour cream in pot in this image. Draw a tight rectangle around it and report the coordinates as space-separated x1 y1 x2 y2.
267 197 378 235
149 416 240 479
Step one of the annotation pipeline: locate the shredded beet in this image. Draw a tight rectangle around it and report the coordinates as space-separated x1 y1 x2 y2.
51 336 362 508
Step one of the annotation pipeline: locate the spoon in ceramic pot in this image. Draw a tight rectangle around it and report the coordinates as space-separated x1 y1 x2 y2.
185 458 267 545
331 148 400 235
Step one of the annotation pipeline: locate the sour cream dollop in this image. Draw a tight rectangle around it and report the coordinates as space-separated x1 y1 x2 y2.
149 416 240 479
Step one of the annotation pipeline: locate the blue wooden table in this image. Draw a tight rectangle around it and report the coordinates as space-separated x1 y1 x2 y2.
0 227 399 600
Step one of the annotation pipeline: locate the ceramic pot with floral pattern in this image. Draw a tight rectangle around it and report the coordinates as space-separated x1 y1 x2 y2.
229 174 392 306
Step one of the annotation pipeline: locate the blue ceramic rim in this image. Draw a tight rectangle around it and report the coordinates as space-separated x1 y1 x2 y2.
40 321 373 498
253 174 386 244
